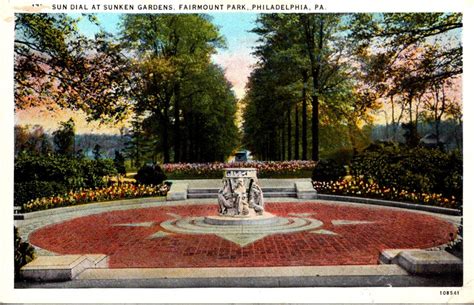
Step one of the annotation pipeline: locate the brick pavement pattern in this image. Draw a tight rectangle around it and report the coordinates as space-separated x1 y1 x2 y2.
29 202 457 268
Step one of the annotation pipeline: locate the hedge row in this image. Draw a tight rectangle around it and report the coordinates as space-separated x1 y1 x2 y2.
312 143 462 206
14 155 117 206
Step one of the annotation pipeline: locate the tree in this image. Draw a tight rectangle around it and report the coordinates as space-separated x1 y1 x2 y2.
422 77 461 146
14 14 130 121
14 124 53 156
14 125 29 156
93 144 102 160
114 150 126 175
350 13 462 145
120 14 237 162
53 118 75 156
298 14 349 160
351 13 462 80
244 14 366 161
179 64 239 162
251 14 318 160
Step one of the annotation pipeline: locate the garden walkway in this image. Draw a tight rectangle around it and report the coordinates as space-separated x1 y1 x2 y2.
15 180 462 287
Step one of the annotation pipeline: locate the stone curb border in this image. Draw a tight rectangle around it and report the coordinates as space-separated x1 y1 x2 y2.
17 195 460 222
316 194 460 216
16 264 463 288
17 196 166 220
21 254 108 282
16 193 459 224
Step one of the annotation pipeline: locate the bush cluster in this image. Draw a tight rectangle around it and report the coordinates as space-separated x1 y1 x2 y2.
135 164 167 185
351 143 462 203
14 226 35 280
14 155 117 206
311 159 347 182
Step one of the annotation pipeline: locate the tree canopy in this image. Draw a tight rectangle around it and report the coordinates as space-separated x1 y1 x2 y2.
15 12 462 164
242 12 462 161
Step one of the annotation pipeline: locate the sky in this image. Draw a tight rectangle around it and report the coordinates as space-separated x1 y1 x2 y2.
15 13 260 134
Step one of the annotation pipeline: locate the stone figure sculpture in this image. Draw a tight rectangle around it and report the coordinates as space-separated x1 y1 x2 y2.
217 169 265 217
248 179 264 215
234 178 249 215
217 179 237 216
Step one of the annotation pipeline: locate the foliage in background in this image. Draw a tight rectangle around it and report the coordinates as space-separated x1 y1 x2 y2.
23 183 169 212
14 226 35 280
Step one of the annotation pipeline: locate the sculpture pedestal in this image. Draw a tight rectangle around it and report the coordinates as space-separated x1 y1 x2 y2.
204 211 278 226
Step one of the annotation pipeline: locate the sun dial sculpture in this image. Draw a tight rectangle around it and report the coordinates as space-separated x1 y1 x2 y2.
204 168 279 225
154 168 370 247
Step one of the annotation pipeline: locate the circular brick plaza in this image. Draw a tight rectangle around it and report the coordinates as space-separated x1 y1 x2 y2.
28 202 457 268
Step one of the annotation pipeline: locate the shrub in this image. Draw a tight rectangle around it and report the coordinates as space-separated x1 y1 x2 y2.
114 150 126 175
351 143 462 203
312 159 347 182
14 155 117 205
14 181 68 206
15 155 116 187
80 159 117 189
14 226 35 280
15 154 82 185
325 148 354 166
135 164 167 185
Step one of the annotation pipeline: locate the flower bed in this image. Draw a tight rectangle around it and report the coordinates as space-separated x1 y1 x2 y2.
22 183 170 213
163 160 316 179
313 177 458 209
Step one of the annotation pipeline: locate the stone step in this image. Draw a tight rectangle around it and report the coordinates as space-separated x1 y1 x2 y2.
187 191 297 199
187 187 296 194
188 188 218 194
262 187 296 193
263 192 297 198
187 193 219 199
20 254 108 282
396 250 462 275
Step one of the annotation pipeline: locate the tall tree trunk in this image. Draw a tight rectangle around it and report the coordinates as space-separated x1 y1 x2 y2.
302 70 308 160
287 108 292 160
159 102 171 163
281 126 286 160
302 15 323 161
270 128 277 160
162 118 170 163
294 101 300 159
349 119 358 156
173 83 181 163
182 111 190 162
391 95 396 138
